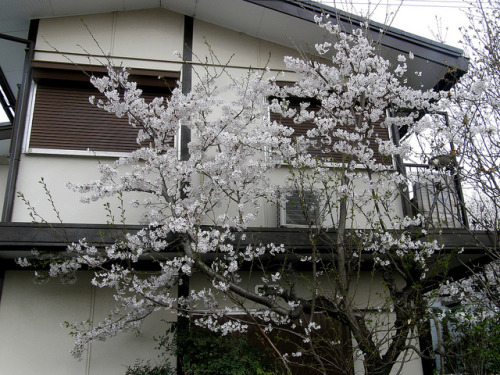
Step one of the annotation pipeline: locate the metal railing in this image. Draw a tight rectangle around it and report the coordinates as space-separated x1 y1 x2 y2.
403 163 468 229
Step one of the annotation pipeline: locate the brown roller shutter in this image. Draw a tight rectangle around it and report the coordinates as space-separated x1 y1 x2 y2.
271 101 392 165
29 63 178 153
31 85 144 152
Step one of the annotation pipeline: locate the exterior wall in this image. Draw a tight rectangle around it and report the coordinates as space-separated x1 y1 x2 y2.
0 271 423 375
34 8 184 70
350 273 424 375
12 154 153 224
11 8 405 227
190 270 393 309
189 20 404 229
0 271 176 375
352 324 424 375
189 271 423 375
192 18 305 72
12 8 184 223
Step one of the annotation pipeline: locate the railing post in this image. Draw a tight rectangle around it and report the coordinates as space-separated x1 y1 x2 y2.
441 111 469 228
389 111 412 218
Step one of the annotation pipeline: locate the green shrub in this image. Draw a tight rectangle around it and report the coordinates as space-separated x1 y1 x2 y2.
440 313 500 374
125 323 279 375
125 360 174 375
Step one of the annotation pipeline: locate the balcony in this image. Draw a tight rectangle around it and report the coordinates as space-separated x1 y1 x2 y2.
404 163 468 229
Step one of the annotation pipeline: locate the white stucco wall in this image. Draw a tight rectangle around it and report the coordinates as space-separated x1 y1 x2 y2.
13 8 186 223
189 270 424 375
13 8 307 225
34 8 184 71
0 270 424 375
0 271 176 375
189 19 404 229
11 154 154 223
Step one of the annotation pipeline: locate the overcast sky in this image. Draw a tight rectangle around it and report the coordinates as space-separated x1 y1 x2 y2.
316 0 470 48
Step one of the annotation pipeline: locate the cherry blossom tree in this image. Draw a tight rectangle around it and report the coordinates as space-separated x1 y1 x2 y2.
20 17 457 375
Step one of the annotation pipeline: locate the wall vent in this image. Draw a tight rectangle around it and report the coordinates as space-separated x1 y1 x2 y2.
279 190 319 227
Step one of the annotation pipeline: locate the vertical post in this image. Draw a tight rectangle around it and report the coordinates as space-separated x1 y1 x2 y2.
180 16 193 161
419 322 437 375
177 15 193 375
390 110 412 218
442 112 469 228
1 19 39 222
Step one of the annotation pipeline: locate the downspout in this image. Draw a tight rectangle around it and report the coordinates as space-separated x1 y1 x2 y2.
1 19 38 222
176 15 193 375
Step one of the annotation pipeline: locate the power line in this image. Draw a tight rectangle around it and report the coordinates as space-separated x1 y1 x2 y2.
315 0 489 9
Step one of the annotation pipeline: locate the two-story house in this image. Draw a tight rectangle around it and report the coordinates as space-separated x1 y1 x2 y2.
0 1 488 374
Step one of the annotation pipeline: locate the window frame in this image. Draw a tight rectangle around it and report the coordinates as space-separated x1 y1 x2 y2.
269 85 395 169
24 62 179 158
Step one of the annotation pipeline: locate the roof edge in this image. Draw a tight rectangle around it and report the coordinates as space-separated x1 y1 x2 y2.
244 0 466 60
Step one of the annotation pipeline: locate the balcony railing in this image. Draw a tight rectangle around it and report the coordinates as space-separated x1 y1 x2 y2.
404 163 468 229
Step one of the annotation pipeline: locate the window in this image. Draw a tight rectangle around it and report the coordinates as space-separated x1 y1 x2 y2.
270 97 392 166
28 62 179 154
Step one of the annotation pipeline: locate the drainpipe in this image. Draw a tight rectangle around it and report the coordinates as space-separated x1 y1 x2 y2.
1 20 38 222
0 268 4 303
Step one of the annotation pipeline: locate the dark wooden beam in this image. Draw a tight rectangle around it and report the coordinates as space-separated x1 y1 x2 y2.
0 223 493 253
0 222 143 249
